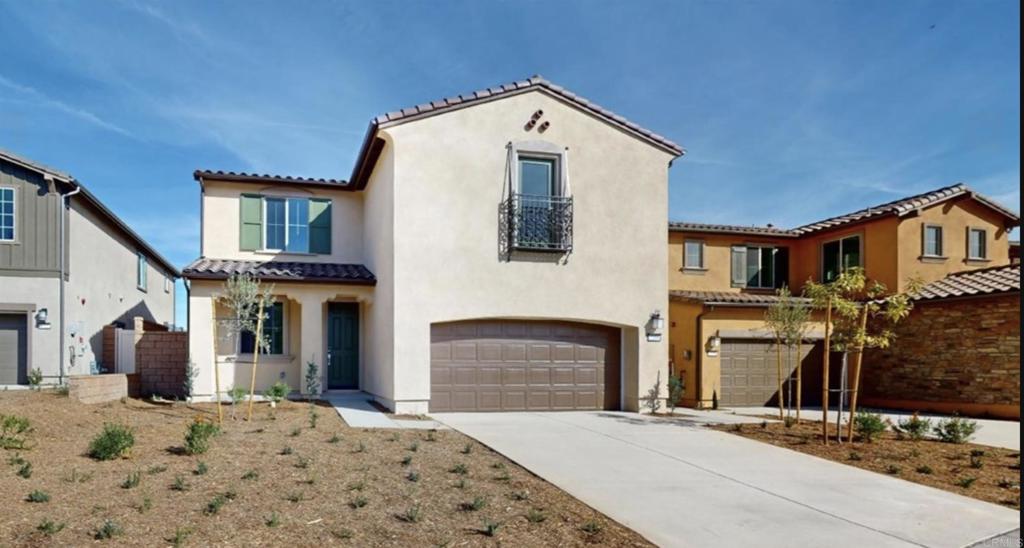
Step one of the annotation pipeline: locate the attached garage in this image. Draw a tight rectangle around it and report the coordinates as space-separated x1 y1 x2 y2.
719 338 822 407
430 319 620 412
0 313 28 385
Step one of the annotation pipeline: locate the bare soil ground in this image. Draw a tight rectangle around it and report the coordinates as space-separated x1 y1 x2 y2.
0 390 651 547
713 419 1021 509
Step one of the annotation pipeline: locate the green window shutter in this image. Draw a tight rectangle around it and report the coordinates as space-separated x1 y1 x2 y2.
308 198 332 254
239 194 263 251
730 246 747 287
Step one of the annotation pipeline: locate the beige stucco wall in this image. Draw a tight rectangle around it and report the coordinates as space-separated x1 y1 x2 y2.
668 231 796 292
376 89 675 413
360 136 396 404
0 277 60 380
65 200 175 376
897 197 1013 290
187 279 373 400
200 180 365 264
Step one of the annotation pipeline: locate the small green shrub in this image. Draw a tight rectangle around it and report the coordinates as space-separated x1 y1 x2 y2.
264 382 290 406
88 423 134 461
0 414 32 450
933 416 979 444
581 520 603 535
461 443 473 455
265 512 281 527
350 495 368 509
894 413 932 441
308 406 319 429
280 446 294 456
885 465 900 475
147 464 168 475
27 368 43 390
347 480 365 491
401 455 413 466
425 430 437 442
242 469 259 481
37 519 64 535
94 519 122 540
916 465 933 475
121 471 141 489
406 470 420 482
481 520 500 537
848 451 862 461
997 478 1016 489
461 496 486 512
450 463 469 475
204 494 227 515
290 427 302 437
783 416 798 428
510 490 529 501
854 412 888 443
168 527 191 548
957 476 977 489
16 460 32 478
26 489 50 503
407 442 419 452
184 418 219 455
295 456 312 469
170 475 189 492
495 470 511 481
970 449 986 458
286 491 304 503
398 504 421 523
970 456 984 469
328 434 341 444
194 461 209 475
136 497 153 513
526 508 546 523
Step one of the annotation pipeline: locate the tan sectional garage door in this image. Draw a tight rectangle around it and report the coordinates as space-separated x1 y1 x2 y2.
430 320 620 412
720 338 820 407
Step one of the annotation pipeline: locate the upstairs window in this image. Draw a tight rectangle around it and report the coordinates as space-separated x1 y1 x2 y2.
0 187 13 241
922 225 944 257
684 240 705 269
822 235 861 282
240 194 331 254
137 253 148 291
968 228 988 260
731 245 788 289
519 157 558 197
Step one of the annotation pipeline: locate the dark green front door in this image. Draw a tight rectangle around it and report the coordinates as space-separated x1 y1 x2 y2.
327 303 359 389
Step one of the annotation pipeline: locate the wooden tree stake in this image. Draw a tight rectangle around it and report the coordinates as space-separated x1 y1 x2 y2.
821 299 832 445
246 297 266 422
211 299 223 426
796 337 803 423
776 336 784 420
845 305 870 440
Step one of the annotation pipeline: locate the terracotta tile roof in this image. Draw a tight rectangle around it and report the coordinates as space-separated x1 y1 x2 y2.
792 183 1019 235
668 222 798 237
670 290 811 306
371 75 684 157
183 258 376 285
193 170 353 189
911 264 1020 301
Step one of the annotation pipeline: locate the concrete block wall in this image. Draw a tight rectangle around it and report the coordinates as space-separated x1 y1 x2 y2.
136 330 188 398
68 374 127 404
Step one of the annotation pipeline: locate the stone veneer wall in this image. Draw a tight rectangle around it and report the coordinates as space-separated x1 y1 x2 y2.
861 293 1020 419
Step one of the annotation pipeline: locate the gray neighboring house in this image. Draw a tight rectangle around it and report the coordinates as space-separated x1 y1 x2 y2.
0 149 180 385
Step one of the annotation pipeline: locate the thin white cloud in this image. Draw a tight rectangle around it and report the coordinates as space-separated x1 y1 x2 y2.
0 74 135 138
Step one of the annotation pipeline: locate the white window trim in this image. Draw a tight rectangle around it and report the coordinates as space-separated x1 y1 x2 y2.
0 186 15 243
164 275 172 293
820 233 863 281
922 223 945 258
683 239 705 270
262 196 312 254
967 227 989 260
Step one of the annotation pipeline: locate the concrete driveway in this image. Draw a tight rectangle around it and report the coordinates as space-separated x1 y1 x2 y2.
433 411 1019 548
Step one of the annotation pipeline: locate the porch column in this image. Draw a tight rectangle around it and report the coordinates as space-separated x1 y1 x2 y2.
298 296 325 396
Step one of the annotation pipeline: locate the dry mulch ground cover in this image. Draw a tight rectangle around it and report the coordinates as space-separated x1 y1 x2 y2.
713 418 1021 509
0 390 651 547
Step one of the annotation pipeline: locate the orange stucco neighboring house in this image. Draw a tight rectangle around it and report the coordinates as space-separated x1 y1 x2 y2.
668 183 1020 410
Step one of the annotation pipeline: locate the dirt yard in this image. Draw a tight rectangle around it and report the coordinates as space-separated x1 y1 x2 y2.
0 390 651 547
713 418 1021 509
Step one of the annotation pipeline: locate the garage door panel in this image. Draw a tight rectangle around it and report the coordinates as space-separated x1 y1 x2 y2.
721 338 819 407
430 319 619 412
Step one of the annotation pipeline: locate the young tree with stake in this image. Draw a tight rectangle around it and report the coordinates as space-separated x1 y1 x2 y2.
764 286 812 420
212 273 274 425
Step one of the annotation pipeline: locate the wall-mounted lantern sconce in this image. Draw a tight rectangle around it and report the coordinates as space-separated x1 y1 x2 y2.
705 334 721 357
645 310 665 342
35 308 51 329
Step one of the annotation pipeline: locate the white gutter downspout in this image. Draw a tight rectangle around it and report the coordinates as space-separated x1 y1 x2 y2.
58 179 81 385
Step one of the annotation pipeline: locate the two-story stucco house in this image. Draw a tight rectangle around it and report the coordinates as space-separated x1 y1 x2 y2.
667 184 1019 410
184 76 683 414
0 149 180 386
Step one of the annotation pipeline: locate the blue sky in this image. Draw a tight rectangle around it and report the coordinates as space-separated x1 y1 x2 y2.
1 0 1019 328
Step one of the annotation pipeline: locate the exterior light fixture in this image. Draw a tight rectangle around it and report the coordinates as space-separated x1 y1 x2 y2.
35 308 51 329
705 335 721 357
650 310 665 331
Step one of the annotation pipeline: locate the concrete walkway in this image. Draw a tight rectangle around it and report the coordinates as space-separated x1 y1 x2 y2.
322 392 443 429
434 411 1020 548
688 407 1020 450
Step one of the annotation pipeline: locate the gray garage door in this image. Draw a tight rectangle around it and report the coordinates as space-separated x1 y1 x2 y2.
430 320 620 412
0 314 28 385
720 338 821 407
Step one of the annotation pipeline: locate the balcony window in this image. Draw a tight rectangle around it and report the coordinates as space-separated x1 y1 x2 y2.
822 235 861 282
505 155 572 252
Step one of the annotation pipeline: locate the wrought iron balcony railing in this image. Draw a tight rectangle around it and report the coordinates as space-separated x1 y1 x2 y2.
504 193 573 253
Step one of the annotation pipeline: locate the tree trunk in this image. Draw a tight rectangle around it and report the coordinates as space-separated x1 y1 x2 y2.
796 337 802 424
836 352 848 443
211 299 223 426
246 297 266 422
822 300 832 445
845 305 870 441
776 336 784 420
